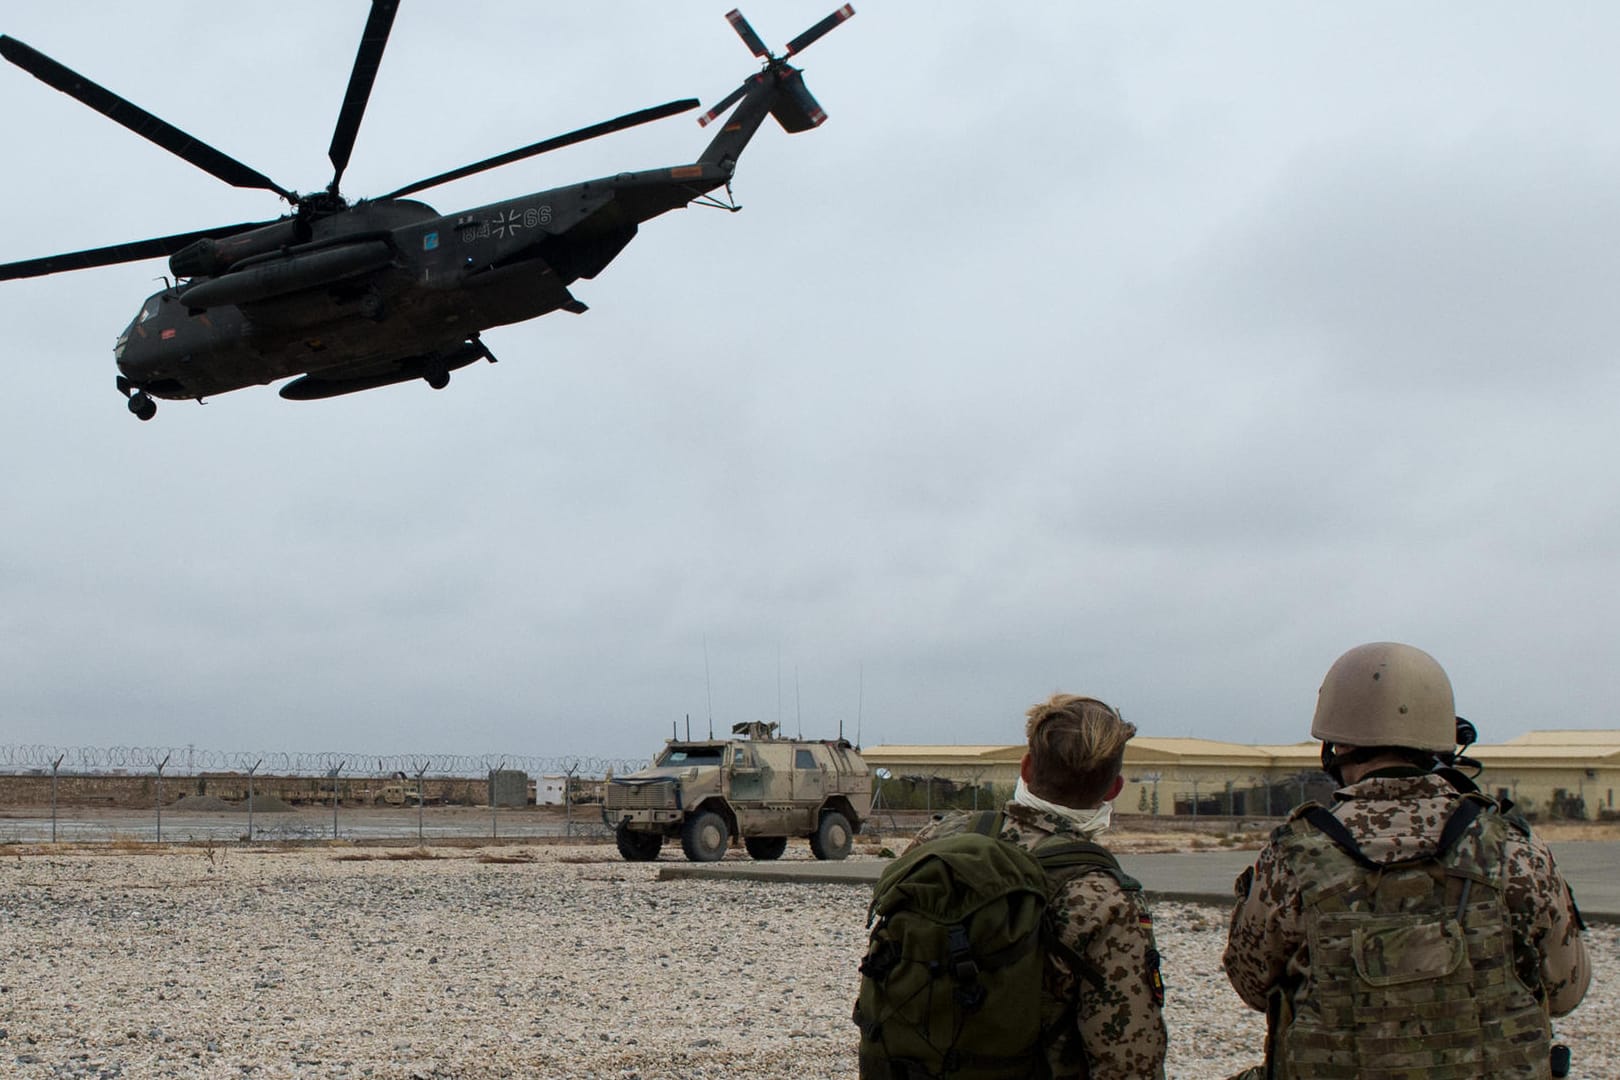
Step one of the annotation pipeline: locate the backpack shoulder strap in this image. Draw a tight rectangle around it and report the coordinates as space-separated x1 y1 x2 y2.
970 809 1005 838
1434 793 1490 858
1299 805 1379 869
1299 792 1493 870
1033 836 1142 892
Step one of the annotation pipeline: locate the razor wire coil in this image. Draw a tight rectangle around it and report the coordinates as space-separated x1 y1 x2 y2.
0 744 648 778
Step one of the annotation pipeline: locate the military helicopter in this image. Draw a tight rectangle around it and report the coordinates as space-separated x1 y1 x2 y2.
0 3 854 420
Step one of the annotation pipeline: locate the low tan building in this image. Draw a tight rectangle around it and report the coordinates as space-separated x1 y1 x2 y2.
863 730 1620 821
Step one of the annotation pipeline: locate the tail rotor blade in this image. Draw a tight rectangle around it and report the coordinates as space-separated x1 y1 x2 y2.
784 4 855 56
697 81 750 127
327 0 401 192
725 9 770 58
0 35 293 201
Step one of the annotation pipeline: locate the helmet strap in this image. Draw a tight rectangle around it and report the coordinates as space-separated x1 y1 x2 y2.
1322 743 1442 786
1320 741 1345 786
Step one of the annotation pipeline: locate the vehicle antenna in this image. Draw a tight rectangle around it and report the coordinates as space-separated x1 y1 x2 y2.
795 666 802 739
704 635 715 739
855 662 864 748
685 712 691 741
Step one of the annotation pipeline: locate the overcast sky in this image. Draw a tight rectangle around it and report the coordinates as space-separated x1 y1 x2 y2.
1 3 1616 763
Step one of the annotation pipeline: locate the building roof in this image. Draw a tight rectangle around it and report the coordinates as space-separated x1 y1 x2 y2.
1471 743 1620 765
1504 730 1620 746
864 732 1620 771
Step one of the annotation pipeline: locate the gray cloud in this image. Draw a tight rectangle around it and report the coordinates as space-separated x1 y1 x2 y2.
2 3 1617 758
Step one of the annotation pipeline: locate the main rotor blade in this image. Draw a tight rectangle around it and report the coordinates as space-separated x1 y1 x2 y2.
0 221 277 281
725 9 770 58
327 0 401 192
0 36 293 201
784 4 855 56
379 98 700 200
697 82 750 128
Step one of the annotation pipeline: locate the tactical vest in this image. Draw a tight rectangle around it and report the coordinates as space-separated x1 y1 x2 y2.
1266 793 1552 1080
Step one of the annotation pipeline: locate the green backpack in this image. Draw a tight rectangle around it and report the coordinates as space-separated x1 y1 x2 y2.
853 811 1138 1080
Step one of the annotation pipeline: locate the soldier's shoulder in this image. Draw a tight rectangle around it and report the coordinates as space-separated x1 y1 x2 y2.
1050 856 1147 925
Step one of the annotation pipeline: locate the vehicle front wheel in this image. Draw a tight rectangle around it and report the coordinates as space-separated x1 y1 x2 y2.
809 810 853 861
744 836 788 861
681 810 730 862
615 822 663 862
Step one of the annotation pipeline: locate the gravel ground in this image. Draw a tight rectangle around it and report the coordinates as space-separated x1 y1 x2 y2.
0 843 1611 1079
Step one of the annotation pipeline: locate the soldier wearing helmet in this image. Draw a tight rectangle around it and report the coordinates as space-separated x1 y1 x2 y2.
1223 642 1590 1079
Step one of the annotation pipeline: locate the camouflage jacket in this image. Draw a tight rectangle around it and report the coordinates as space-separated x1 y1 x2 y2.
1224 771 1590 1044
910 803 1167 1080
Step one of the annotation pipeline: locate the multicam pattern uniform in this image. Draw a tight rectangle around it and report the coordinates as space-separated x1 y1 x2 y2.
910 803 1167 1080
1224 771 1591 1079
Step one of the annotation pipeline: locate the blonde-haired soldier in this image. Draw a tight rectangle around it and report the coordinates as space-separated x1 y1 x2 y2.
901 693 1167 1079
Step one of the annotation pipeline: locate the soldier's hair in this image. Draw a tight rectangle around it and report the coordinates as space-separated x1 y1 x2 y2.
1024 694 1136 807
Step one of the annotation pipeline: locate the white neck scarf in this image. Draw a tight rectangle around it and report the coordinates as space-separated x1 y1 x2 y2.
1013 777 1113 838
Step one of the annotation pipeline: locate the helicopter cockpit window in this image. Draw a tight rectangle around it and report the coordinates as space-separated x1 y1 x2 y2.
137 297 160 324
656 747 723 767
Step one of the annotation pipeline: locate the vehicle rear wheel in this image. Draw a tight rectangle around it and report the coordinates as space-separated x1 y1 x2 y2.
615 822 662 862
681 810 729 862
809 810 853 861
743 836 788 861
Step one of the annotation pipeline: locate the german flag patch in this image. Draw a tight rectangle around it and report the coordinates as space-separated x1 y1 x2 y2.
1146 947 1165 1006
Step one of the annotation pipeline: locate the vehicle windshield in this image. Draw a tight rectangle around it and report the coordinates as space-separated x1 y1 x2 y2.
656 746 723 767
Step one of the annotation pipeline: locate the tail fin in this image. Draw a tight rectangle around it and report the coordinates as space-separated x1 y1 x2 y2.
696 7 853 171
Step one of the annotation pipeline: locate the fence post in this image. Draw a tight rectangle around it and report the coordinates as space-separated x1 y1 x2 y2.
155 754 171 842
246 759 262 842
50 754 64 843
329 762 345 840
490 759 506 839
414 759 429 845
565 762 579 838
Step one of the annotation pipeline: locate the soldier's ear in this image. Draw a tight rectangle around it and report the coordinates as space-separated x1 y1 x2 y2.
1019 754 1033 783
1105 774 1125 802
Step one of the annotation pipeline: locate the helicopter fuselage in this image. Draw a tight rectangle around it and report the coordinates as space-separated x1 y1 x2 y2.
116 162 728 402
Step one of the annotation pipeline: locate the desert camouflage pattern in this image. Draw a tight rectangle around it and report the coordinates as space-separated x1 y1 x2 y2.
1224 771 1591 1079
910 803 1167 1080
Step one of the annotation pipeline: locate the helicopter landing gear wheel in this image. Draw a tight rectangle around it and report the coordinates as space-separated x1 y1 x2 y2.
424 367 450 390
127 392 157 421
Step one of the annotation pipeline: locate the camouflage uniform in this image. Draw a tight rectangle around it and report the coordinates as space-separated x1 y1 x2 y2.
910 802 1167 1079
1224 769 1590 1079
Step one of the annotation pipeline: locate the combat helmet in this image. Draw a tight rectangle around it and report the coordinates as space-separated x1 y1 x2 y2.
1311 641 1456 752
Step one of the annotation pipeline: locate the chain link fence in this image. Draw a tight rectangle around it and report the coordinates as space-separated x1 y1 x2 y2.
0 743 649 778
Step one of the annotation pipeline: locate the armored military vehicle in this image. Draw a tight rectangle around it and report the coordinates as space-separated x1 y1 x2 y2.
604 721 872 862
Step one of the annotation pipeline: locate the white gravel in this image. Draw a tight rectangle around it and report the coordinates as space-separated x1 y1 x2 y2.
0 843 1612 1079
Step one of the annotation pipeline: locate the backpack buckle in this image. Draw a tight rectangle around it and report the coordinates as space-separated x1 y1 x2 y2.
946 924 984 1007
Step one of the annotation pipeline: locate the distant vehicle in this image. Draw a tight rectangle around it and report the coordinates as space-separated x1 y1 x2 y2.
603 721 872 862
380 782 422 807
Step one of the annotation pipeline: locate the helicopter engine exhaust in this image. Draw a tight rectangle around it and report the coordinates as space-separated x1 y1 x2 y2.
178 241 393 311
168 220 306 278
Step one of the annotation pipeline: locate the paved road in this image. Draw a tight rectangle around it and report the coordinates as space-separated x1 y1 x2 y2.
8 807 1611 921
659 841 1620 922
